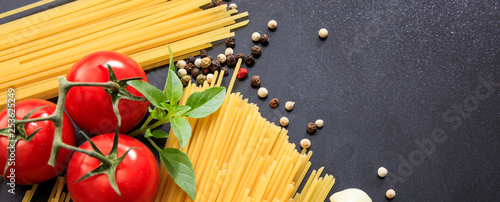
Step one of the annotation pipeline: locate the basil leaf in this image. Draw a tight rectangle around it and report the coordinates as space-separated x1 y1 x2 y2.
144 128 169 139
127 80 167 109
172 105 191 117
164 45 183 105
170 117 191 148
185 87 226 118
158 148 196 200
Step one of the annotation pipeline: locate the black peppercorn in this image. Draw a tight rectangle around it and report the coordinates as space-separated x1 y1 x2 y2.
191 68 201 78
185 63 195 73
226 54 236 66
210 60 221 72
306 122 317 133
260 34 269 45
206 2 215 9
221 67 228 76
187 56 195 64
213 0 222 6
251 75 261 87
225 37 235 48
244 55 255 66
235 53 244 61
251 45 261 57
269 98 279 109
200 50 207 58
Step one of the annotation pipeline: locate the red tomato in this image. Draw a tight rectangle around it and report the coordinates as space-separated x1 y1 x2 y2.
0 99 76 185
65 51 149 135
66 133 159 202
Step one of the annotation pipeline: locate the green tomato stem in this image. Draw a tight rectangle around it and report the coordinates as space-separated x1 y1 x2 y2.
129 118 170 137
59 142 113 166
146 137 162 153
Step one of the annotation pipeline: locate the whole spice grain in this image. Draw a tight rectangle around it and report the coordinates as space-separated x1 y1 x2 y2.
210 60 221 72
285 101 295 111
225 37 235 48
221 67 228 76
252 32 261 42
181 75 191 86
244 55 255 66
378 167 388 178
217 54 226 63
176 60 186 69
319 28 328 38
250 45 261 57
237 67 248 79
235 53 245 61
191 67 201 78
194 58 202 68
185 63 195 73
269 98 279 108
213 0 222 6
177 68 187 77
225 47 234 56
206 2 215 9
315 119 324 128
228 3 237 10
201 57 211 68
226 54 236 66
306 122 317 133
200 50 207 58
280 117 289 127
300 139 311 149
258 87 268 98
268 20 277 29
260 34 269 45
187 56 195 64
250 75 261 87
206 73 214 83
386 189 396 199
196 74 207 85
202 68 210 75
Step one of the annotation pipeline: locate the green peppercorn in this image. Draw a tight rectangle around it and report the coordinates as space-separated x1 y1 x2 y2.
181 75 191 86
196 74 207 85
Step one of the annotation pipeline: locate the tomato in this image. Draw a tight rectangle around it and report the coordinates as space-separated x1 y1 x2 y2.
65 51 149 135
0 99 76 185
66 133 159 202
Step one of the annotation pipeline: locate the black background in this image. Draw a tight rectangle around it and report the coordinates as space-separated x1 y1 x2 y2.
1 0 499 201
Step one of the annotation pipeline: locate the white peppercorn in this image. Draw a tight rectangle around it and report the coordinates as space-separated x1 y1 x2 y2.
315 119 324 128
225 47 234 56
300 139 311 149
285 101 295 111
378 167 388 178
268 20 277 29
258 87 268 98
252 32 261 42
319 28 328 38
177 68 187 77
228 3 237 10
386 189 395 199
194 58 202 68
176 60 186 69
206 73 214 84
217 54 226 63
280 117 289 127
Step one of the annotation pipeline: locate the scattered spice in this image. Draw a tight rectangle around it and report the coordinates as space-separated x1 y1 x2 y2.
202 68 210 75
185 63 195 73
244 55 255 66
260 34 269 45
258 87 268 98
319 28 328 38
306 122 317 133
210 60 221 72
201 57 211 68
228 3 237 10
221 67 228 76
225 37 235 48
194 58 202 68
187 56 195 64
237 67 248 79
226 54 236 66
386 189 396 199
252 32 261 42
280 117 289 127
181 75 191 86
206 73 214 83
213 0 222 6
315 119 324 128
217 54 226 63
225 47 234 56
285 101 295 111
200 50 207 58
177 69 187 77
251 75 261 87
206 2 215 9
176 60 186 69
268 20 277 29
235 53 245 61
250 45 261 57
269 98 279 108
196 74 207 85
378 167 388 178
300 139 311 149
191 68 201 78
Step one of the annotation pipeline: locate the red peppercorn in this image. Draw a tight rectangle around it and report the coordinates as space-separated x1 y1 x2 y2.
237 67 248 79
269 98 279 108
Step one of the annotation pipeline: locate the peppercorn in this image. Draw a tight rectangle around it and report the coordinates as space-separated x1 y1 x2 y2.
196 74 207 85
237 67 248 79
221 67 228 76
285 101 295 111
191 68 201 78
235 53 245 61
226 54 236 66
225 48 234 56
200 50 207 58
258 87 268 98
315 119 324 128
210 60 220 72
176 60 186 69
207 73 214 83
280 117 289 127
201 57 211 68
217 54 226 63
269 98 279 108
194 58 202 68
228 3 237 10
260 34 269 45
181 75 191 86
252 32 261 42
213 0 222 6
268 20 277 30
225 37 235 48
206 55 213 61
251 75 261 87
202 68 210 75
378 167 388 178
178 69 187 77
250 45 261 57
306 122 317 133
319 28 328 38
300 139 311 149
386 189 396 199
244 55 255 66
185 63 195 73
187 56 195 64
206 2 215 8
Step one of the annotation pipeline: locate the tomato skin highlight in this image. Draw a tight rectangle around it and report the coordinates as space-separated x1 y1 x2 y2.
0 99 76 185
66 133 159 202
65 51 149 135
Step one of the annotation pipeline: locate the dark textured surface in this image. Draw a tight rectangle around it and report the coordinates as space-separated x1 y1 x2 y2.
1 0 499 201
